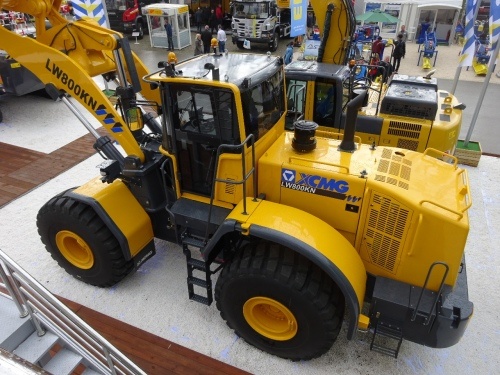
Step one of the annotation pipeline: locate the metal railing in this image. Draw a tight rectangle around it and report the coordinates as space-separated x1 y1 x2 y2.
0 249 146 375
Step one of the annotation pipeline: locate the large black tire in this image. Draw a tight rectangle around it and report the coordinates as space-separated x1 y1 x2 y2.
37 191 134 287
236 41 245 50
270 32 279 52
215 242 345 360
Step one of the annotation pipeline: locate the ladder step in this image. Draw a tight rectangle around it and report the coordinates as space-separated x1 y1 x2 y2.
188 276 209 288
13 331 59 364
370 344 399 358
183 237 206 248
370 320 403 359
375 324 402 340
187 258 207 271
43 348 82 375
189 294 211 305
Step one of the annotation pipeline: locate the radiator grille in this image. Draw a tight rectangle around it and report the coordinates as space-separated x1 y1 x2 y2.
375 149 412 190
364 193 411 273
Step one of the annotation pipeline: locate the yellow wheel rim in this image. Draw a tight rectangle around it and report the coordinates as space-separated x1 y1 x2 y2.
55 230 94 270
243 297 298 341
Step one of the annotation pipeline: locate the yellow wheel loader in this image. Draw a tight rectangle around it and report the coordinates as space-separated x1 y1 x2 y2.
1 0 473 361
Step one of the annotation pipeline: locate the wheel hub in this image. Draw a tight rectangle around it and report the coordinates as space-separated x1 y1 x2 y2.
243 296 298 341
55 230 94 269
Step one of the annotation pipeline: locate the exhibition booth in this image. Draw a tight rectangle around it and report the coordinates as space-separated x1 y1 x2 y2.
142 3 192 50
355 0 462 44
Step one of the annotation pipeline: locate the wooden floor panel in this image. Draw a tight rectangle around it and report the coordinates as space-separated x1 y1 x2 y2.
0 130 104 208
58 297 248 375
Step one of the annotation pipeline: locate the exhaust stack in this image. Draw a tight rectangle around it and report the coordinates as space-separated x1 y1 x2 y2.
339 90 367 152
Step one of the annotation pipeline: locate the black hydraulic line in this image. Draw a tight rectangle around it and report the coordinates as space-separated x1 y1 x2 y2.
118 37 142 94
317 3 334 63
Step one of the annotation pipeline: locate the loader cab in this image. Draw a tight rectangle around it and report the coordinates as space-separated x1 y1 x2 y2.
284 61 349 130
157 54 286 200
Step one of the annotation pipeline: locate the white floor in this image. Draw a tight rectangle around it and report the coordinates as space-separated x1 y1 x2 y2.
1 85 499 375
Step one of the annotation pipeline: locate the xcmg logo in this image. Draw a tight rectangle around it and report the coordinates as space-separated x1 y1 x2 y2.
281 168 349 196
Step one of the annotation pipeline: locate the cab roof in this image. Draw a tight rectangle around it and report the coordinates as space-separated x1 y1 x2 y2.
173 53 282 87
284 61 350 81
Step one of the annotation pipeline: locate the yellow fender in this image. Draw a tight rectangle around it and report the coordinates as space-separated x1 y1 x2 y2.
224 198 367 339
69 177 154 260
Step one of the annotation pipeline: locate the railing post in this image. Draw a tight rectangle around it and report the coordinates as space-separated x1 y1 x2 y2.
0 260 28 318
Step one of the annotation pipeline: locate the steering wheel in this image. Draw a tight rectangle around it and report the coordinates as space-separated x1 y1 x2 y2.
180 118 201 132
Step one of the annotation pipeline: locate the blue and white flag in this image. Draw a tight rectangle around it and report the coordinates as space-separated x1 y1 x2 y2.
490 0 500 59
459 0 478 67
71 0 109 28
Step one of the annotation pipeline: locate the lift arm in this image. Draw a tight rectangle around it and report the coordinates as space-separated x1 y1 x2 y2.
0 0 161 161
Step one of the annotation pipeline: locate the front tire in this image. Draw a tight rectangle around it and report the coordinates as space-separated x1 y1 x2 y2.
270 32 279 52
215 242 345 360
37 191 134 287
236 41 245 50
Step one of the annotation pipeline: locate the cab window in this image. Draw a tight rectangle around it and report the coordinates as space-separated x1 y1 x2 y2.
313 81 336 127
242 70 285 141
285 78 307 129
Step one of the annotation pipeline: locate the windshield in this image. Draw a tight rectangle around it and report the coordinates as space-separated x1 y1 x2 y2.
105 0 130 11
242 69 285 141
233 2 269 18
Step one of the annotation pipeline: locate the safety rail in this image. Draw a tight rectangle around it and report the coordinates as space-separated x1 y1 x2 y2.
205 134 257 241
411 262 449 325
0 249 146 375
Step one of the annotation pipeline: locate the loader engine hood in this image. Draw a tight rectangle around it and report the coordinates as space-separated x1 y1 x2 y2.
257 132 471 251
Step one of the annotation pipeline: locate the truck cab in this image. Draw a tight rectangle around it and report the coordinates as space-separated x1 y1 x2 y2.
106 0 154 38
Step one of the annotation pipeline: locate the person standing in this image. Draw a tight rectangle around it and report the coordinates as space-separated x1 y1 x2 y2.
399 25 408 42
195 7 203 32
372 36 384 60
209 9 218 34
217 24 227 53
391 33 406 72
284 42 293 65
201 25 212 53
194 33 203 56
164 18 174 51
215 4 223 25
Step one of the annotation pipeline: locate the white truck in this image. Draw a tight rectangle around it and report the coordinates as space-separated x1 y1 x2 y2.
230 0 292 51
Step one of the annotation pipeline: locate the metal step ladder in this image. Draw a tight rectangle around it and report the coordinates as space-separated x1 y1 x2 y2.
370 319 403 358
0 248 145 375
182 236 213 306
1 294 91 374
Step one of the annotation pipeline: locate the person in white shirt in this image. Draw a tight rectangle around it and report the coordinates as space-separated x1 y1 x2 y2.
217 24 227 53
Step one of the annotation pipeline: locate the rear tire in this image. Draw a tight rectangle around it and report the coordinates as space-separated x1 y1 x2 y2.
215 242 344 360
37 191 134 287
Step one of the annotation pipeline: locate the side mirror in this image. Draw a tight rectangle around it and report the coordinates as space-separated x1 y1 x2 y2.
126 107 144 132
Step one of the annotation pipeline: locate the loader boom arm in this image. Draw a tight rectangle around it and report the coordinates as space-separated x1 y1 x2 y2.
310 0 356 65
0 0 161 161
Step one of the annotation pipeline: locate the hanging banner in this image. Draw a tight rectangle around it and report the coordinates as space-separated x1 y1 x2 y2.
71 0 109 28
490 0 500 61
459 0 478 67
290 0 307 37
